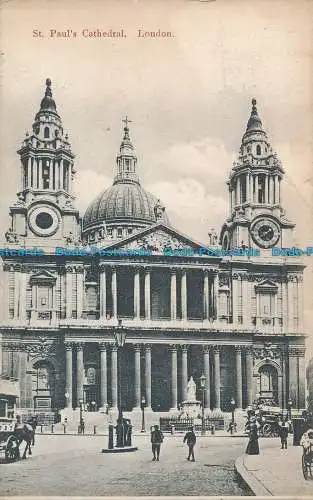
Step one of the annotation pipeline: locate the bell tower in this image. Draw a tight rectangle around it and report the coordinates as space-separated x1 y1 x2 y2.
220 99 295 250
7 79 80 248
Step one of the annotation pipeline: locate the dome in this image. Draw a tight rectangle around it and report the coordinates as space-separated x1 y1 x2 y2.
83 181 169 230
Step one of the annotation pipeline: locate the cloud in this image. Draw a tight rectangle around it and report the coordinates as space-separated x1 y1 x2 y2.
75 169 111 214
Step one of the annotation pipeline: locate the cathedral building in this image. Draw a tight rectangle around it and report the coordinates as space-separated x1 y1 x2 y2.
0 80 306 422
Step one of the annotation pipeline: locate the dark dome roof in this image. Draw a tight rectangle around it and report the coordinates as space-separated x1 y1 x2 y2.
83 181 169 229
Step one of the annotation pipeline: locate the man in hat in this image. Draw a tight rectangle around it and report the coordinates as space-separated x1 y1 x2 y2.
183 426 196 461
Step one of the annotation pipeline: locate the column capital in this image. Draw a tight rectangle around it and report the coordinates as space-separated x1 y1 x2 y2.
170 267 177 275
98 342 108 352
76 265 84 274
65 265 74 273
244 346 254 357
212 345 220 354
99 263 107 272
144 343 152 351
202 345 210 354
134 343 141 352
170 344 178 352
289 347 305 357
76 342 85 351
181 344 189 353
64 341 74 351
110 344 118 352
234 345 242 353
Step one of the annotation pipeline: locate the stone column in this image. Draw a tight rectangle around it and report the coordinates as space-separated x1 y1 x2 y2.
246 173 250 203
298 348 306 408
55 160 59 190
27 157 32 188
274 175 279 204
242 277 249 327
250 174 253 203
39 159 43 189
65 266 73 319
65 343 73 408
297 276 304 332
203 345 211 410
99 343 107 409
235 346 243 409
170 268 177 320
203 270 209 320
13 269 20 319
99 265 107 319
134 344 141 409
170 346 178 410
181 269 187 320
245 347 253 407
76 344 84 404
60 159 64 190
264 174 269 204
111 345 118 410
19 347 28 409
111 267 117 319
19 270 27 321
236 177 240 205
181 345 188 402
144 344 152 409
76 266 84 319
228 188 232 215
213 346 221 410
134 267 140 319
144 269 151 320
287 278 294 332
213 272 219 321
232 275 238 325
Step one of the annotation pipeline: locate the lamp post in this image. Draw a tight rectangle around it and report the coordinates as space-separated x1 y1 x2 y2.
230 397 236 434
78 398 84 430
141 396 146 432
113 319 126 424
200 374 206 436
287 398 292 422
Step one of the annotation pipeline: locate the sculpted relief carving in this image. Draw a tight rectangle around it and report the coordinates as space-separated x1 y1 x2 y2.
120 230 194 253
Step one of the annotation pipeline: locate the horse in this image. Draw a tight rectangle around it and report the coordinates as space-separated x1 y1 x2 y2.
14 423 35 459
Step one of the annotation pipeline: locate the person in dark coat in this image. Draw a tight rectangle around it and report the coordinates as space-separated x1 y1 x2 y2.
183 427 196 461
245 418 260 455
151 425 164 461
278 418 289 449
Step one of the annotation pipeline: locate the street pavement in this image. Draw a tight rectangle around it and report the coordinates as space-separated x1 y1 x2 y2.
235 436 313 497
0 434 251 496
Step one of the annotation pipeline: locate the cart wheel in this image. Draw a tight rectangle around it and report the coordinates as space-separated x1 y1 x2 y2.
262 424 272 437
302 455 308 480
5 436 20 462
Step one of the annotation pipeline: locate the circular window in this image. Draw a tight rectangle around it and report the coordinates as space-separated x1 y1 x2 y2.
35 212 53 229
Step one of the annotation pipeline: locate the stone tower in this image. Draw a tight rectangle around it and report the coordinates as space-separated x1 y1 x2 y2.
220 99 295 250
7 78 80 249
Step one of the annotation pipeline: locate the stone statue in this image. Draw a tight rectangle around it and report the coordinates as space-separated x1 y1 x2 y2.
154 199 165 220
187 376 197 401
5 227 18 244
208 228 218 246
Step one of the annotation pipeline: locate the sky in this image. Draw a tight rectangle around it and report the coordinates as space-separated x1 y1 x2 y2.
0 0 312 351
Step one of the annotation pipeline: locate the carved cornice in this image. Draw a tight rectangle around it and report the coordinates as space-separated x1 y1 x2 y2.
289 347 306 357
232 272 303 283
253 343 281 361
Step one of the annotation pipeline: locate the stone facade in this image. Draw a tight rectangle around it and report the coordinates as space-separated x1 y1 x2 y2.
0 80 306 416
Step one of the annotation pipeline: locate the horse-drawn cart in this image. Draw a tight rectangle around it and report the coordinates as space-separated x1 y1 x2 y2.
0 417 19 462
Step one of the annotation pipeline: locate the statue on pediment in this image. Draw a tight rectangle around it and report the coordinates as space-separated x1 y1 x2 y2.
154 199 165 220
208 228 218 246
5 227 19 244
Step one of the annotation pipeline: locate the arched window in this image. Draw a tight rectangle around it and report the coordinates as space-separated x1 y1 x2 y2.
86 367 96 385
258 364 278 404
256 144 261 155
44 127 50 139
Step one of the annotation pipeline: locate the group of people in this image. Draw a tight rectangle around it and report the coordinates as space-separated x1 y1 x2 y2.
150 425 197 462
245 415 292 455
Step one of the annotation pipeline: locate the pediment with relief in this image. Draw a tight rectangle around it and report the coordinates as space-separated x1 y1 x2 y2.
255 279 278 293
30 269 56 284
107 223 207 255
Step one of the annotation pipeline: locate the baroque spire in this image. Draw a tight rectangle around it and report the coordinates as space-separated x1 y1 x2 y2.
114 116 139 185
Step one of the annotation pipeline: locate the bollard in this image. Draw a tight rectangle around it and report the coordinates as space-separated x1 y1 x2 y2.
40 425 43 433
94 425 97 435
63 424 66 434
51 424 54 434
108 424 114 449
211 424 215 435
170 424 175 435
78 425 81 435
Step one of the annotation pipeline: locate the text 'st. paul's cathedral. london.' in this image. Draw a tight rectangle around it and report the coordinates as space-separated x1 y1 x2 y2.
0 80 306 424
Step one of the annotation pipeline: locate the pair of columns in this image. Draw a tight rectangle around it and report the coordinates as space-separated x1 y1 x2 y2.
231 173 281 207
169 344 253 411
64 342 152 410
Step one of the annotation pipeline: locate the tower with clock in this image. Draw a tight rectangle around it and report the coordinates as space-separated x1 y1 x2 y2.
7 79 80 249
219 99 295 251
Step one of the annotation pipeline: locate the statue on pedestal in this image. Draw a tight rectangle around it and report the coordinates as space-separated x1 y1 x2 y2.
187 376 197 401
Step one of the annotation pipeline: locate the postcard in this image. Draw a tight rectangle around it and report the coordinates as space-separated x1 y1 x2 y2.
0 0 312 498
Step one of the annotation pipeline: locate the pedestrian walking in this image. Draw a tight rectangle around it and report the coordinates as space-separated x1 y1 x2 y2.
183 426 196 461
245 417 260 455
151 424 164 461
81 418 85 435
278 418 289 449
